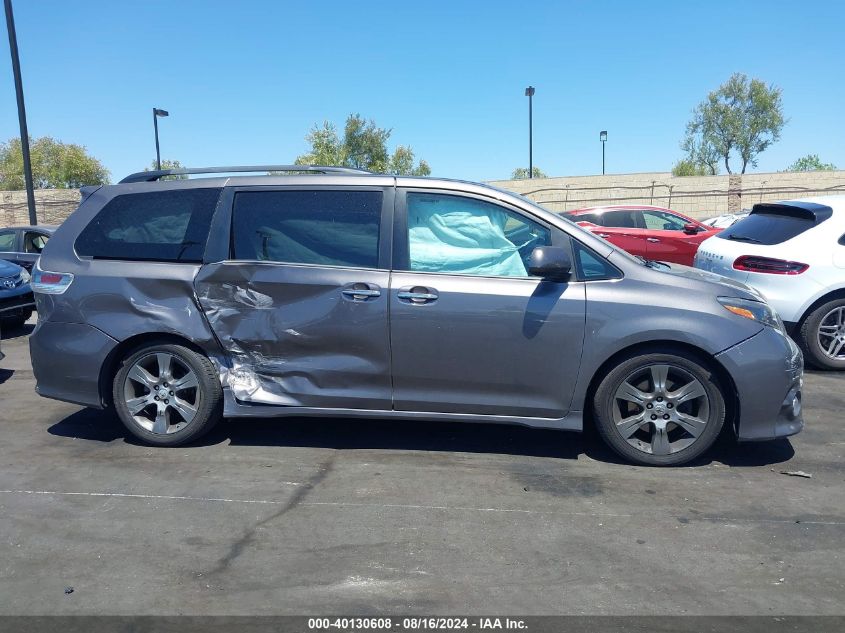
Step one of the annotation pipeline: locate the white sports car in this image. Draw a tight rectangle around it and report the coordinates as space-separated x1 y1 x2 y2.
694 196 845 370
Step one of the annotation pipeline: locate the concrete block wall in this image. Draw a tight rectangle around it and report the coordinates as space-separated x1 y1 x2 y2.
1 189 81 226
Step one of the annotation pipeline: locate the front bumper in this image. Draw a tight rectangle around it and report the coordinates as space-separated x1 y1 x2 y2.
0 288 35 319
716 327 804 441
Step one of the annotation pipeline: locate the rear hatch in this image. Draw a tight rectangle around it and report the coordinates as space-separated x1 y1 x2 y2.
694 201 832 279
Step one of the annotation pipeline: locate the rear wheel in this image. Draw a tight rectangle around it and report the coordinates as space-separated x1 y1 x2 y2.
112 342 222 446
593 351 726 466
798 298 845 370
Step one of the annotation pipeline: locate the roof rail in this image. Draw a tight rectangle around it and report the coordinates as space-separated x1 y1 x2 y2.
119 165 373 184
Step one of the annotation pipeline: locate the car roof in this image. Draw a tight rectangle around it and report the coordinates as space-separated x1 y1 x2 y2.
1 225 57 232
566 205 679 214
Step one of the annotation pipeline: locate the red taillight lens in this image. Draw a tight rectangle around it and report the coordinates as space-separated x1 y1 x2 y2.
32 268 74 294
38 273 65 284
733 255 808 275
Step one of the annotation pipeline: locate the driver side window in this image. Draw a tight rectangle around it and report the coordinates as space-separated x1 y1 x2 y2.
642 210 686 231
405 192 550 277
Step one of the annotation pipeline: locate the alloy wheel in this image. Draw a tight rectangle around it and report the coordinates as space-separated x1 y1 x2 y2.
817 306 845 360
122 352 200 434
612 364 711 456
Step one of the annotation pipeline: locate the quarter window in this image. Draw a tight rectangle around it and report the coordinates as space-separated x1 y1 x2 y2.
404 192 550 277
75 188 221 262
231 190 382 268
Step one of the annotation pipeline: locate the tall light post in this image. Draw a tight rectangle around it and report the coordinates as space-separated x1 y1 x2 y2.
525 86 535 178
153 108 169 170
600 130 607 175
4 0 36 224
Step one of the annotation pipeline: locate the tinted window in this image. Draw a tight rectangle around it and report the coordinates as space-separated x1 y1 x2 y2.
717 213 816 245
76 188 221 262
232 190 382 268
572 240 622 280
0 230 15 251
642 210 687 231
600 210 641 229
404 192 550 277
24 232 49 253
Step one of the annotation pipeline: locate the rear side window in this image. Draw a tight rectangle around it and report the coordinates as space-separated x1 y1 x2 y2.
76 188 221 262
231 190 382 268
717 213 817 245
601 210 641 229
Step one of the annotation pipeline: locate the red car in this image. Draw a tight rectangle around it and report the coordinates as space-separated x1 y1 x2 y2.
562 205 721 266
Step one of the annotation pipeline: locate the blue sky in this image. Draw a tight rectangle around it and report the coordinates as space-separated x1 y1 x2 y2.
1 0 843 183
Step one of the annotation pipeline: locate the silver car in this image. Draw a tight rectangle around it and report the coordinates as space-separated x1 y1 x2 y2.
29 166 803 466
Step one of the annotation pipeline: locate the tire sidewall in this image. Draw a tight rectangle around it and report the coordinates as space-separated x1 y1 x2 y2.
594 351 726 466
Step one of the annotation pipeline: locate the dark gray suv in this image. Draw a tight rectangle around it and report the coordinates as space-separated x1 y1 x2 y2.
29 166 804 465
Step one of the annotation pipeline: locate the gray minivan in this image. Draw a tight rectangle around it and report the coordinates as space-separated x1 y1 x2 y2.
29 166 804 465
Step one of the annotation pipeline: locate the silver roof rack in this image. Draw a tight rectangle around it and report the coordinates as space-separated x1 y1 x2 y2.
119 165 372 184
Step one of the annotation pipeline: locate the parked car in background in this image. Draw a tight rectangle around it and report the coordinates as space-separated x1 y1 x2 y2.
695 197 845 370
701 211 751 229
0 259 34 329
561 205 721 265
28 165 803 466
0 225 56 272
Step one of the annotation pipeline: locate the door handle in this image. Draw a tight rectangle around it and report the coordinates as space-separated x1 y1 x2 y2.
397 287 439 304
341 284 381 301
597 233 611 238
646 237 660 243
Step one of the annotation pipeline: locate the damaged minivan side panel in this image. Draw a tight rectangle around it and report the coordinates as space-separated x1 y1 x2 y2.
194 185 394 408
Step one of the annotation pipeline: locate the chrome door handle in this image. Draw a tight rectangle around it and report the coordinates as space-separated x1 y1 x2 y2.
646 237 660 243
597 233 611 238
397 291 438 300
342 287 381 300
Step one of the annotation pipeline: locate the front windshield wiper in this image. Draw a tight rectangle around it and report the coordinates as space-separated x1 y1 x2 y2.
726 234 762 243
635 255 669 269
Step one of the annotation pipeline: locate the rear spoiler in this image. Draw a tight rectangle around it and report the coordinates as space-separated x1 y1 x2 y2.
79 185 101 203
750 202 833 223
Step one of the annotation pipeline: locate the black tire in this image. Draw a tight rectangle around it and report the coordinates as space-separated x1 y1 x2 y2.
112 342 222 446
797 298 845 371
593 350 726 466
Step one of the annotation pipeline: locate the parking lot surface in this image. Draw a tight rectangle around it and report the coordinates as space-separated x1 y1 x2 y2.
1 319 843 615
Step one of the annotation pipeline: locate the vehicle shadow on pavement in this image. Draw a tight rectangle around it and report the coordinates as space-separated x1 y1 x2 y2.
47 407 795 467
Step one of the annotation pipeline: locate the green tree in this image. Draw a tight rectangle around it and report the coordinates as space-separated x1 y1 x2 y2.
671 159 712 177
295 114 430 176
0 136 110 190
144 159 188 180
682 73 785 174
511 167 547 179
785 154 836 172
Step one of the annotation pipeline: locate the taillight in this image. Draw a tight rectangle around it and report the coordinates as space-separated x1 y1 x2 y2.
32 267 74 294
733 255 808 275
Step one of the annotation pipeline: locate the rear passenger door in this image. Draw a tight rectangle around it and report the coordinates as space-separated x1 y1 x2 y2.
194 186 394 409
592 210 650 258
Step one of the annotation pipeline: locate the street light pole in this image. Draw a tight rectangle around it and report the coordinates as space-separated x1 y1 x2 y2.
4 0 36 225
524 87 535 178
153 108 169 170
600 130 608 175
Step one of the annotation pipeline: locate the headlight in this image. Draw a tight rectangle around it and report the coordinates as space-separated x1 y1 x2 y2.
718 296 785 332
19 268 31 283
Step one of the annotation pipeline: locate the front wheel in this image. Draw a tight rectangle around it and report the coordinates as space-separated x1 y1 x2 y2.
112 342 222 446
593 351 726 466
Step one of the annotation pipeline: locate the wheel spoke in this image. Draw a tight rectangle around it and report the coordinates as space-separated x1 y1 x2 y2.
674 411 707 437
650 365 669 393
126 395 151 415
152 407 168 434
128 364 156 389
818 324 838 333
616 412 646 438
616 381 650 405
168 396 197 423
156 353 173 381
170 372 198 392
826 338 845 357
668 380 705 405
650 425 671 455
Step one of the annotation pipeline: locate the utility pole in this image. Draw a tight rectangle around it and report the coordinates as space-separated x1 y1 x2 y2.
4 0 36 224
525 86 535 178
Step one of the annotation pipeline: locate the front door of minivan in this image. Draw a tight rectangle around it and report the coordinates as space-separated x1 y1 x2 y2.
194 185 394 409
389 190 586 419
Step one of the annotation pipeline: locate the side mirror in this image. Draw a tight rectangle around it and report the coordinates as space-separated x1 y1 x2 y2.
683 223 700 235
528 246 571 280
